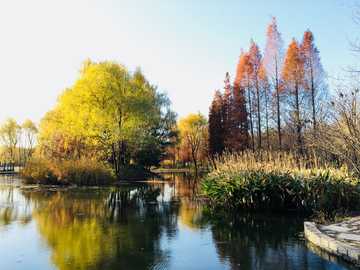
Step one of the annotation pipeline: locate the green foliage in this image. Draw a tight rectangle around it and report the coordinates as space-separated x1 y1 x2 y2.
133 145 161 168
116 164 158 180
21 157 115 185
201 153 360 213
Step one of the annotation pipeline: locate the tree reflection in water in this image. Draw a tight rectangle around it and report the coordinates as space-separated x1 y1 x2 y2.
21 185 180 270
0 172 356 270
0 186 32 228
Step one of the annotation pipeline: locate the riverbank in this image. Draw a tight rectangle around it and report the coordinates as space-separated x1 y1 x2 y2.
0 171 18 174
152 168 192 173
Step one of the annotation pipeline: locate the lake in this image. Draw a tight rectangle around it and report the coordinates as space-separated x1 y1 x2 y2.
0 172 359 270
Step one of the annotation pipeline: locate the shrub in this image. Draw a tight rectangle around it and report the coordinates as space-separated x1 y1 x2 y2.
117 164 158 180
21 157 115 185
20 157 56 184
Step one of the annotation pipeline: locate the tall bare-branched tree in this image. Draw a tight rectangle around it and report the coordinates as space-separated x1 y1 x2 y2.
263 17 285 151
300 30 328 131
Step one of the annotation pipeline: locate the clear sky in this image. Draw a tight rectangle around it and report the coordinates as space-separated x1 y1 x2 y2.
0 0 358 125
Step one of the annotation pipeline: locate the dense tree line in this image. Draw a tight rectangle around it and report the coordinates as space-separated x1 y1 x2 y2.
209 17 328 159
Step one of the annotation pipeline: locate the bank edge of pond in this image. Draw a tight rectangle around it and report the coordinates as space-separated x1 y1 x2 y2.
305 239 360 269
0 170 184 188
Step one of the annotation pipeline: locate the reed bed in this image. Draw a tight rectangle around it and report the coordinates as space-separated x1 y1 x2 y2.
21 157 115 185
201 150 360 212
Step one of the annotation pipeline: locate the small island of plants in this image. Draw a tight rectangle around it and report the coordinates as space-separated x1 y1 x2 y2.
201 151 360 214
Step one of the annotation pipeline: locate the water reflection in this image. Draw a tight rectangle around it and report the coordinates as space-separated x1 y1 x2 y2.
0 186 32 229
0 173 19 181
0 173 358 269
306 241 359 270
21 186 180 270
203 211 326 269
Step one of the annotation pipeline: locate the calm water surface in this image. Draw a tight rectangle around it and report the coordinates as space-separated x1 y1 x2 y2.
0 172 359 270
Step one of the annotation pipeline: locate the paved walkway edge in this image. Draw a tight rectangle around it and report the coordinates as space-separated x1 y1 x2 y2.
304 221 360 264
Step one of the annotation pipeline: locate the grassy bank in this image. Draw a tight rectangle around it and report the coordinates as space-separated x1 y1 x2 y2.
201 151 360 213
117 164 159 180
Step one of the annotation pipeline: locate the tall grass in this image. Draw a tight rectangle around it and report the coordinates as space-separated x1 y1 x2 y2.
201 150 360 212
21 157 115 185
209 149 327 172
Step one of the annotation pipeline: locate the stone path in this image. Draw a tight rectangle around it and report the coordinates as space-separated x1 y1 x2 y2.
304 218 360 264
318 217 360 248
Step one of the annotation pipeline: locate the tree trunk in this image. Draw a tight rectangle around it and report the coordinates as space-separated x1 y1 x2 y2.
247 84 254 151
295 82 302 154
265 88 270 149
256 84 261 149
276 83 282 151
311 78 316 130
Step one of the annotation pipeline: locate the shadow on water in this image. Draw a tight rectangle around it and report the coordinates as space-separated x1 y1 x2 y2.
0 172 359 269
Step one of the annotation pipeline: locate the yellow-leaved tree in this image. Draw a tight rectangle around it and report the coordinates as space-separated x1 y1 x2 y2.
22 118 38 163
0 117 22 164
39 59 176 174
178 113 208 171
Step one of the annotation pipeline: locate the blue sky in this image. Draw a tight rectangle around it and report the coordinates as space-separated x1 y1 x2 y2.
0 0 358 125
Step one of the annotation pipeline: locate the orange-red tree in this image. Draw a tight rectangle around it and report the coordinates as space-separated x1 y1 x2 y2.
300 30 327 131
263 17 285 150
221 71 249 152
231 75 249 152
260 65 271 149
234 51 254 150
208 90 225 157
282 38 306 153
249 39 268 150
221 72 233 150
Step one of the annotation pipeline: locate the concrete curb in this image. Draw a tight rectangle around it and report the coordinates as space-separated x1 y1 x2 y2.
304 221 360 264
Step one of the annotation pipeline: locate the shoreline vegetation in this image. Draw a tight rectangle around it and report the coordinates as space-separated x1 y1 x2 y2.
20 157 115 185
201 150 360 214
20 157 162 185
9 149 360 223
